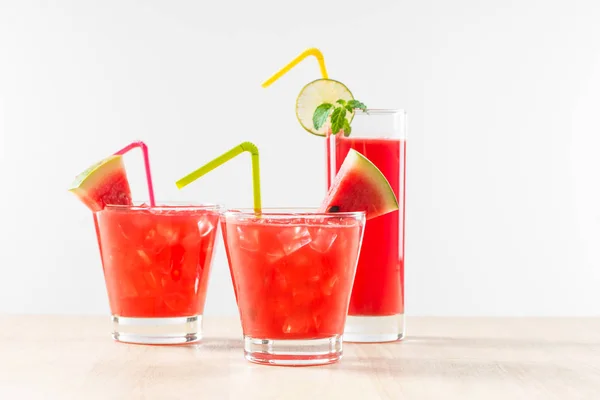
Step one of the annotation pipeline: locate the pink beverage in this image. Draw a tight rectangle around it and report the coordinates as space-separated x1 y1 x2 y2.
94 204 221 344
327 109 407 342
222 209 365 366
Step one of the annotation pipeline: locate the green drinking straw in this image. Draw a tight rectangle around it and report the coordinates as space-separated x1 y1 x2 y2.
175 142 262 211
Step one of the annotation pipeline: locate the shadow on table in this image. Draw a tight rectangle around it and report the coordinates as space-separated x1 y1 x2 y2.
325 336 599 384
196 337 244 351
328 355 595 382
399 335 600 349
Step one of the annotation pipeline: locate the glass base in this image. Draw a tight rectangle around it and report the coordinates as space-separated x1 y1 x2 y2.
244 335 343 366
111 315 201 345
343 314 405 343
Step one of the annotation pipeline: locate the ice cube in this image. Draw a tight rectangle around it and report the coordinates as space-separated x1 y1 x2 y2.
169 244 186 274
265 248 286 263
143 271 158 289
277 226 311 256
197 218 215 237
118 223 130 240
312 314 322 330
156 224 180 245
309 227 338 253
263 268 288 290
264 226 312 263
120 280 138 298
282 315 310 334
163 292 186 311
181 232 200 250
137 250 152 266
237 225 260 252
132 212 153 229
291 286 317 306
143 228 166 256
321 275 339 296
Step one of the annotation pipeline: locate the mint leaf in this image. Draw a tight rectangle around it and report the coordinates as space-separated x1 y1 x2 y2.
330 107 347 135
347 99 367 112
313 103 334 130
313 97 367 136
343 119 352 136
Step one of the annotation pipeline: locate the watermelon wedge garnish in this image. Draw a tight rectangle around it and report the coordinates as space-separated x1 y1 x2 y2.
68 155 133 212
320 149 398 220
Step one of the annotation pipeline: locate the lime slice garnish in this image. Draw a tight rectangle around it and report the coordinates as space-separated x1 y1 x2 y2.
296 79 354 137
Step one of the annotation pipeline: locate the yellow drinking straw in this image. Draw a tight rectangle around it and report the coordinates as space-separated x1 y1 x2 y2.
261 48 329 88
175 142 262 211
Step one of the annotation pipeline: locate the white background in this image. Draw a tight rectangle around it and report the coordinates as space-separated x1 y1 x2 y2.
0 0 599 317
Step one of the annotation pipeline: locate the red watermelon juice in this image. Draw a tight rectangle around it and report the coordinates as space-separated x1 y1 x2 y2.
326 109 406 342
222 210 365 365
94 204 221 344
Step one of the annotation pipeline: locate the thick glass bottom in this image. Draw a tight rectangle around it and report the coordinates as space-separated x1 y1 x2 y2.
111 315 201 345
244 335 343 366
344 314 405 343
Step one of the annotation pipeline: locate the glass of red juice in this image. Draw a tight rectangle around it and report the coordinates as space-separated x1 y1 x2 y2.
222 209 365 366
327 109 407 342
94 203 221 344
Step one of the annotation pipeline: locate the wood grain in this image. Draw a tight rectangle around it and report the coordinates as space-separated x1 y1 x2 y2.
0 316 598 399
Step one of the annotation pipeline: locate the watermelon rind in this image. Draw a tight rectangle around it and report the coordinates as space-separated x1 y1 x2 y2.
322 149 398 220
68 155 132 212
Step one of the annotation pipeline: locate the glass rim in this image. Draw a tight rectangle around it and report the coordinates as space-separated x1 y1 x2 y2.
102 201 222 212
354 108 406 115
223 207 365 220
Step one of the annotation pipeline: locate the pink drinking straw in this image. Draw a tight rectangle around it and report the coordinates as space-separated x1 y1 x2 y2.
114 141 156 207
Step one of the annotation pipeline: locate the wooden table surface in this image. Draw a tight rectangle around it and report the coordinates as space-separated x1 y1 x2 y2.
0 316 599 399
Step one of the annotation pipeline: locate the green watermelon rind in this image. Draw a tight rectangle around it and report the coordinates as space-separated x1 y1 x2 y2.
323 149 399 220
69 155 121 191
68 155 132 211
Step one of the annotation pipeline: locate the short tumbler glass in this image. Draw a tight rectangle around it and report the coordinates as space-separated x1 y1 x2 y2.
94 203 221 344
222 209 365 366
